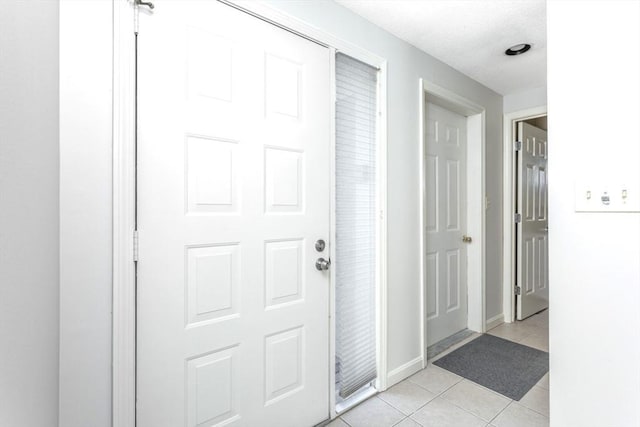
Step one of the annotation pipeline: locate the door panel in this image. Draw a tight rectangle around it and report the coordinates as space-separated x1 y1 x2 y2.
136 2 331 426
517 122 549 320
425 102 468 346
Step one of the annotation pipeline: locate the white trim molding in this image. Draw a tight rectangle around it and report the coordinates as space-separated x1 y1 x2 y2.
501 106 547 323
386 356 424 388
328 47 338 420
376 60 389 393
419 80 487 359
112 1 137 426
486 313 504 331
223 0 384 67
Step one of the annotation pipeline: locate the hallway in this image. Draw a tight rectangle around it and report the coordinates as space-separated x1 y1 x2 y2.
332 311 549 427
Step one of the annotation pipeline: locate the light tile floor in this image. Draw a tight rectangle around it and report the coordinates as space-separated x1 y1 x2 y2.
331 310 549 427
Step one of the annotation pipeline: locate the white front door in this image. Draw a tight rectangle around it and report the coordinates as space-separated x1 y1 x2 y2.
516 122 549 320
136 2 331 426
425 102 469 346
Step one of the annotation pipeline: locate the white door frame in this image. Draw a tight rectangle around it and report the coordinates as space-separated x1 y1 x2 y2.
419 79 486 357
112 1 388 425
501 106 547 323
112 1 137 425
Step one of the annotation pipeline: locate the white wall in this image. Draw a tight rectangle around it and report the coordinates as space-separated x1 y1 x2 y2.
59 1 113 426
259 0 504 374
503 86 547 113
0 2 60 426
548 1 640 425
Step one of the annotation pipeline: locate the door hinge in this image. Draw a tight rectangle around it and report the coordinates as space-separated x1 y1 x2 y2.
515 140 522 151
133 0 154 34
133 230 139 262
514 213 522 223
515 286 522 296
135 0 154 10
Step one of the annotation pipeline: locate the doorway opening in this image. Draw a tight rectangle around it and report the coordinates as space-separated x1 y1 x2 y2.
420 80 486 362
502 107 549 323
515 116 548 320
489 111 550 412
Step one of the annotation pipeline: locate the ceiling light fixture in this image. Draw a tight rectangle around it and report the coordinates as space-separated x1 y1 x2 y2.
505 43 531 56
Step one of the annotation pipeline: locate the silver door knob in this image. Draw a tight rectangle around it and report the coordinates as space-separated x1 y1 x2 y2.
315 257 331 271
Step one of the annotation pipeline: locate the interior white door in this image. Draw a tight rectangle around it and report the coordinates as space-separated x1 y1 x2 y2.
136 2 331 426
425 102 468 346
516 122 549 320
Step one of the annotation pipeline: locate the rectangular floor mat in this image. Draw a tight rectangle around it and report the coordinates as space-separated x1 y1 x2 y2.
433 334 548 400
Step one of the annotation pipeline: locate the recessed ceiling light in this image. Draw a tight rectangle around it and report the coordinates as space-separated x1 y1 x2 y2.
505 43 531 56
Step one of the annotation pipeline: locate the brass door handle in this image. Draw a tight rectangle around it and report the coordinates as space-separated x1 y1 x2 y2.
462 235 472 243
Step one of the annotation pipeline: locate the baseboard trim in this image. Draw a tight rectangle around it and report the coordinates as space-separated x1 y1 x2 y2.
386 356 424 388
486 313 504 331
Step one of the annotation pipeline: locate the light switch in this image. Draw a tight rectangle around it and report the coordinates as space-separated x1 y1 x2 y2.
575 181 640 212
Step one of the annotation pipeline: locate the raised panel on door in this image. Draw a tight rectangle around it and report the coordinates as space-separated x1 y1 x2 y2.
186 346 240 427
425 102 468 347
186 135 239 214
136 2 331 426
517 122 549 319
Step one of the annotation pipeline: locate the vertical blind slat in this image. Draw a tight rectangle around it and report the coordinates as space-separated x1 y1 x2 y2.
335 53 378 400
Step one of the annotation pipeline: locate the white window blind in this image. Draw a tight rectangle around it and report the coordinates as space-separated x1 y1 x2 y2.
335 53 378 399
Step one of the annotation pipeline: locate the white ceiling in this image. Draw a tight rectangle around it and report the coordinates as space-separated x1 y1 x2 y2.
334 0 546 96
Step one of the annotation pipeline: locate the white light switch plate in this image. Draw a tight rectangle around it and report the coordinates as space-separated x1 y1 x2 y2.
575 181 640 212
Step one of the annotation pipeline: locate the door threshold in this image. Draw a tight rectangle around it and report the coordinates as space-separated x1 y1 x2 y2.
335 384 377 414
427 328 475 360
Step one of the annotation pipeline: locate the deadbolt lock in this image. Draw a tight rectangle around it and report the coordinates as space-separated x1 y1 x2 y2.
315 239 326 252
462 235 473 243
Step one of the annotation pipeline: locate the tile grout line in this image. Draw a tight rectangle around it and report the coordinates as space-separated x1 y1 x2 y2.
410 377 496 424
391 415 415 427
380 382 440 418
402 373 465 420
516 390 551 419
522 405 550 419
435 379 514 424
501 400 551 421
440 392 512 424
406 376 463 397
338 415 353 426
488 399 514 424
347 372 456 425
371 395 410 425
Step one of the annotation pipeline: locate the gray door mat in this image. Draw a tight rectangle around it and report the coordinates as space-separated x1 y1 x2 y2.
433 334 548 400
427 328 475 360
